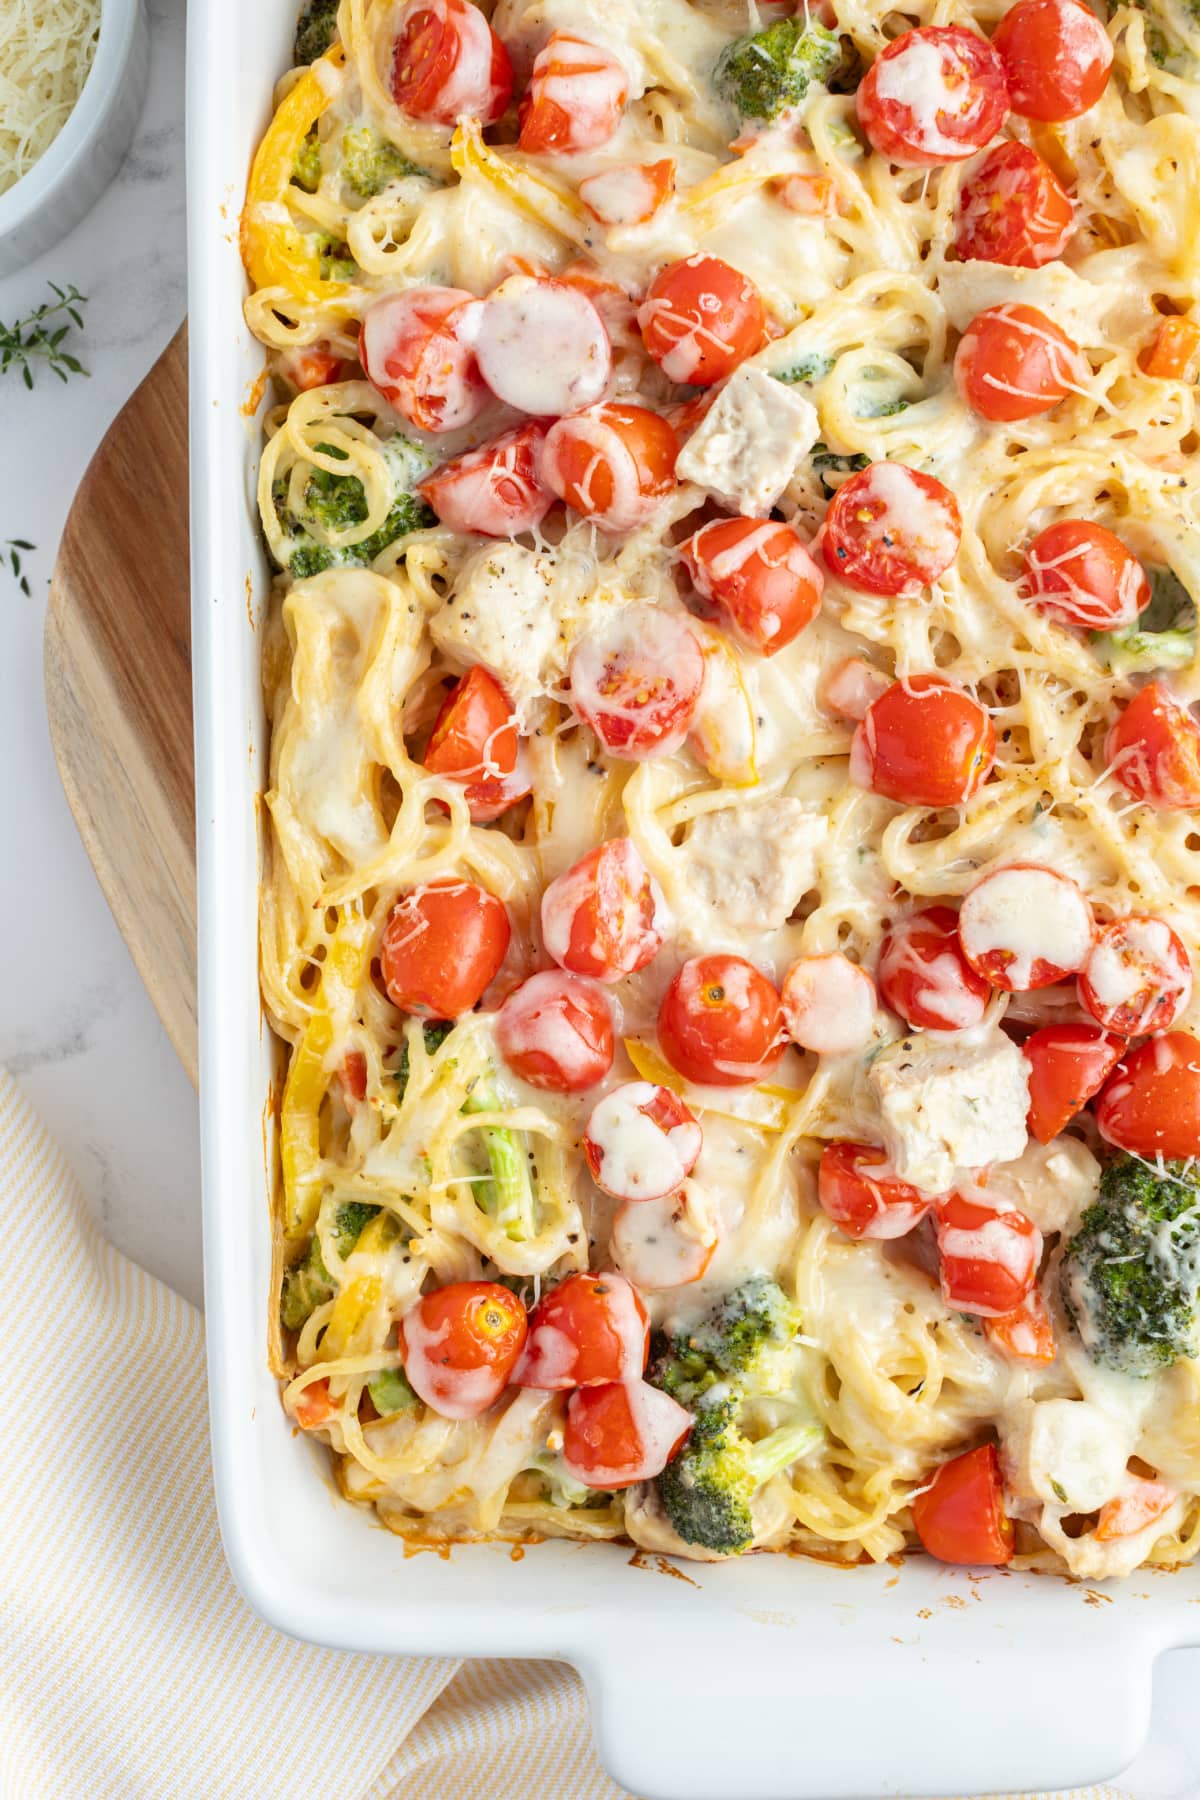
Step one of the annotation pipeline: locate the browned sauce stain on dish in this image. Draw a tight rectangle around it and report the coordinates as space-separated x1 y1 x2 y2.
1083 1588 1114 1607
627 1549 701 1588
510 1545 525 1562
241 368 267 418
402 1539 453 1561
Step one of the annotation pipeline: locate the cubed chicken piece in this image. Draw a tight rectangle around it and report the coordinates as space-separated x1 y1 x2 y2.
868 1026 1029 1194
677 797 828 938
675 366 820 517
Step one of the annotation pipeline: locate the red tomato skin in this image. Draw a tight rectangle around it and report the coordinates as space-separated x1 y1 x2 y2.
954 302 1086 423
518 32 628 153
637 255 766 386
342 1049 368 1105
957 863 1095 992
1095 1033 1200 1159
540 838 668 983
391 0 513 126
658 955 785 1088
856 26 1010 169
1023 1023 1124 1143
423 666 525 823
514 1272 649 1389
568 604 704 760
983 1287 1057 1365
1078 915 1192 1037
583 1084 702 1200
992 0 1113 122
851 675 996 808
935 1193 1042 1317
541 403 680 531
401 1281 527 1420
496 970 615 1092
359 288 487 434
1106 682 1200 811
381 880 511 1018
878 904 993 1032
562 1380 691 1488
911 1444 1014 1566
1022 519 1150 631
821 463 962 598
418 423 553 537
954 141 1075 268
817 1143 932 1240
681 519 824 655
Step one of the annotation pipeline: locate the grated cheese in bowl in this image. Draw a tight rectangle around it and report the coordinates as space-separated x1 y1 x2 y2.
0 0 102 197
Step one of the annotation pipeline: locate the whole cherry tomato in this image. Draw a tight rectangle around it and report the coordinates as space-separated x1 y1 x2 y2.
658 954 785 1087
514 1272 649 1389
401 1280 527 1419
856 26 1010 168
954 302 1087 423
992 0 1113 122
638 255 766 386
381 879 510 1017
850 675 996 808
681 518 824 655
1106 682 1200 811
1022 519 1150 631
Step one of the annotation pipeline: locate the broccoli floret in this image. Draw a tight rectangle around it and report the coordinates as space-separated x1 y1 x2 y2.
651 1277 820 1552
1092 565 1197 673
1060 1155 1200 1376
367 1367 419 1417
293 129 322 194
774 353 835 386
274 435 436 579
294 0 339 64
463 1076 537 1242
715 17 843 122
280 1201 381 1331
342 126 425 198
811 442 870 498
1117 0 1200 70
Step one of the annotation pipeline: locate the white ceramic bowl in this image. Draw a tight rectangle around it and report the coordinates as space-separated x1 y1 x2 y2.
187 5 1200 1796
0 0 149 277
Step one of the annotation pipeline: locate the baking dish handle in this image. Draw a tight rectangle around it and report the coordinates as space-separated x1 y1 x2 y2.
579 1640 1153 1800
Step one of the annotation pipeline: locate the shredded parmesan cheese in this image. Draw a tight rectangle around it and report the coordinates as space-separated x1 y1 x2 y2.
0 0 101 197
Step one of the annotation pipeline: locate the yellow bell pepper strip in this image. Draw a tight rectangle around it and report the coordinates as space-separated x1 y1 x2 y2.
320 1212 400 1360
241 47 356 310
451 118 587 245
280 915 372 1236
624 1038 800 1133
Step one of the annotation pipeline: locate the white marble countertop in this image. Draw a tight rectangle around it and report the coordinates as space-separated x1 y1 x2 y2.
2 2 1200 1792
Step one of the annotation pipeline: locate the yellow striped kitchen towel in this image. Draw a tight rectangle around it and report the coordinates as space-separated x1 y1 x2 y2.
0 1067 1147 1800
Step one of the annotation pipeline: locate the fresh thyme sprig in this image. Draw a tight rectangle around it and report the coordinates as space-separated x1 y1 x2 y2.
0 283 89 389
3 540 34 596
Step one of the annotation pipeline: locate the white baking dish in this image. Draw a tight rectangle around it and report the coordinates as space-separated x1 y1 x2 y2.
185 7 1200 1794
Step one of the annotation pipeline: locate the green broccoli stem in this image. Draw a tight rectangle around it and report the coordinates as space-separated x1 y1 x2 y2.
463 1081 536 1241
744 1420 823 1486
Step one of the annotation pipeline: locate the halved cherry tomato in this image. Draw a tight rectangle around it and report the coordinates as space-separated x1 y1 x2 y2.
562 1378 691 1489
391 0 513 126
1106 681 1200 811
983 1286 1057 1365
518 32 628 153
1140 317 1200 381
850 675 996 808
954 141 1074 268
1022 519 1150 631
954 302 1087 422
1095 1032 1200 1158
992 0 1113 122
781 955 877 1055
541 402 680 531
637 255 766 387
541 837 669 983
681 518 824 656
821 463 962 597
418 422 554 537
856 26 1010 169
360 288 487 434
514 1271 648 1389
817 1142 932 1240
496 970 614 1092
583 1082 702 1201
911 1444 1014 1566
400 1280 527 1420
958 863 1094 991
935 1193 1042 1317
1078 915 1193 1036
342 1049 368 1105
1023 1022 1124 1142
569 604 704 759
820 657 891 721
878 904 992 1032
473 275 612 417
579 159 675 227
658 954 785 1087
610 1189 719 1289
292 1377 337 1429
381 879 510 1017
278 344 352 391
422 666 528 823
1095 1478 1178 1543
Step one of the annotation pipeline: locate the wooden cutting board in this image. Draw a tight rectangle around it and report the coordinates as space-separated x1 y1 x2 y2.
44 325 199 1087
